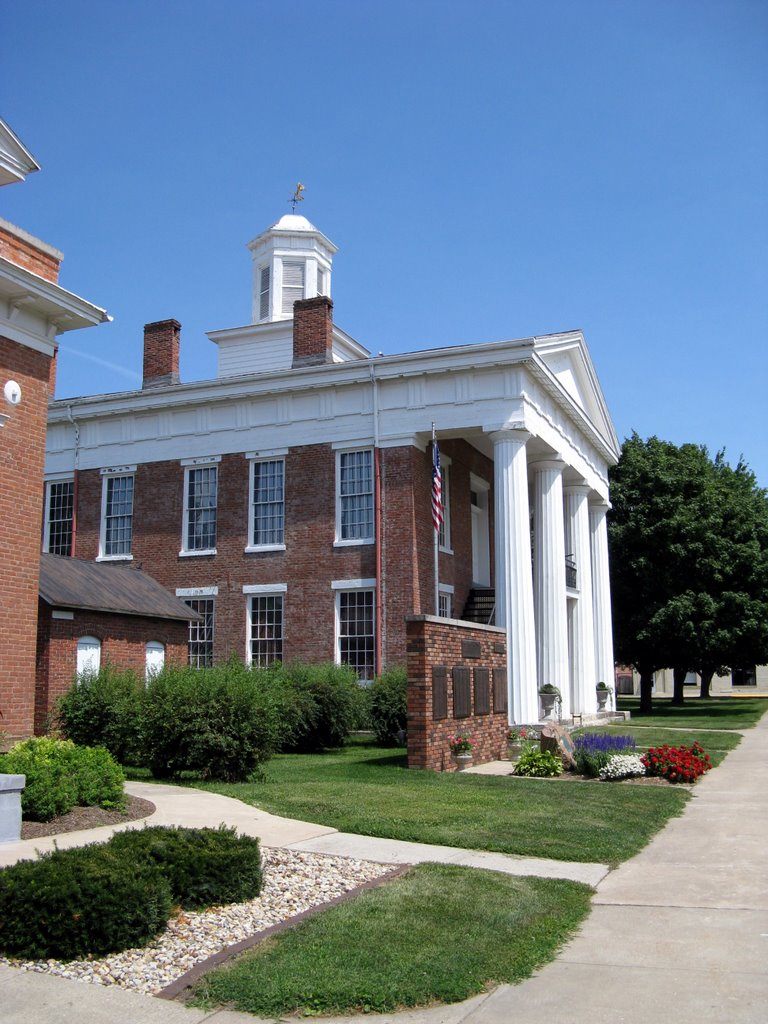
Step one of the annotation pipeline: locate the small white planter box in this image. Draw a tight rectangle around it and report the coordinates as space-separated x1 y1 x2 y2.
0 774 26 843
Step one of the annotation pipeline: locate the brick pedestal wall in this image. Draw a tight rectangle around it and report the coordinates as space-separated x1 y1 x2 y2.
406 615 509 771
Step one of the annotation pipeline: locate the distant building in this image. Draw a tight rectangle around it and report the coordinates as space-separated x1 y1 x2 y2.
43 212 620 726
0 120 109 742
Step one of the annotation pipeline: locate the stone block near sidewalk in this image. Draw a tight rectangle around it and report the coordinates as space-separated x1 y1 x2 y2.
0 774 25 843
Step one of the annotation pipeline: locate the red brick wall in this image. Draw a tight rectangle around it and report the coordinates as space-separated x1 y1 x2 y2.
63 440 494 676
406 615 508 771
35 603 188 733
0 335 54 741
0 226 60 283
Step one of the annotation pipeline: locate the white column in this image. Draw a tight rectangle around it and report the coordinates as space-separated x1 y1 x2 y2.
491 430 539 724
531 460 570 718
564 484 597 715
590 501 615 701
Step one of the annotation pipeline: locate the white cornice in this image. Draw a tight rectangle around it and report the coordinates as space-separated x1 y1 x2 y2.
0 120 40 187
0 257 110 334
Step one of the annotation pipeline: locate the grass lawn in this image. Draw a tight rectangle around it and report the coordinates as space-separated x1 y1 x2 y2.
187 738 688 867
189 863 593 1017
616 696 768 730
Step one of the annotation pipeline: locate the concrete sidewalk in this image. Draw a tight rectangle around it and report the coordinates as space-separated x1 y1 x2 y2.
2 717 767 1023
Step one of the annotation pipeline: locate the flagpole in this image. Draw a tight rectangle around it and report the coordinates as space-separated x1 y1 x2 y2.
432 423 439 616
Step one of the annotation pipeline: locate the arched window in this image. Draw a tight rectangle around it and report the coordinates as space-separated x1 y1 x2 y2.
145 641 165 682
76 636 101 678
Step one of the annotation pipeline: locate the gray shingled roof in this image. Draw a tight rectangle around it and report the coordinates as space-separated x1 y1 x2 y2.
39 554 200 622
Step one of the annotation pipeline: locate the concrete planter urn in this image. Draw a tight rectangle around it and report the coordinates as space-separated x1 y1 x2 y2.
506 742 523 764
538 686 561 718
452 753 473 772
596 686 612 710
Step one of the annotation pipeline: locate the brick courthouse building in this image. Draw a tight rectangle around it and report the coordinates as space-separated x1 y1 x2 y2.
43 212 621 757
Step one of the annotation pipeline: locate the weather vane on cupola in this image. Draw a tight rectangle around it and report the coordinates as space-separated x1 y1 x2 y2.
288 182 305 212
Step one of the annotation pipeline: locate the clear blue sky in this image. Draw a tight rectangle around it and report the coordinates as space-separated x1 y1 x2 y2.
3 1 767 483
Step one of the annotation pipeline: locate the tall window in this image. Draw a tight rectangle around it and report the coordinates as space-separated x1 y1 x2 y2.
184 465 218 552
259 265 270 320
185 598 215 667
249 593 284 666
45 479 74 556
337 588 375 683
282 260 305 315
251 459 285 547
438 462 451 550
338 449 374 542
438 585 453 619
102 474 134 557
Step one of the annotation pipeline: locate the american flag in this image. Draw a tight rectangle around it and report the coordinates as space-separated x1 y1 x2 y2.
431 438 443 531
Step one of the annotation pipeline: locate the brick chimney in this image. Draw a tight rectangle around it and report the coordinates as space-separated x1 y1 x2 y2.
292 296 334 368
143 319 180 388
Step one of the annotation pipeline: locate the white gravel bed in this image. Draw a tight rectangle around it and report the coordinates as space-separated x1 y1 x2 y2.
0 848 391 995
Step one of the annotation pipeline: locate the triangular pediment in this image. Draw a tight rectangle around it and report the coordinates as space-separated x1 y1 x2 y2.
533 332 620 458
0 120 40 187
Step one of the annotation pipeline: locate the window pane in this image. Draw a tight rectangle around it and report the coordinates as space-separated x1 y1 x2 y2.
186 466 217 550
47 480 74 556
339 590 374 683
104 476 133 555
185 598 214 667
250 594 283 667
252 460 284 545
339 450 373 540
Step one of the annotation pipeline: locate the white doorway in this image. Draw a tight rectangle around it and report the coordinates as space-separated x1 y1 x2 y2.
470 475 491 587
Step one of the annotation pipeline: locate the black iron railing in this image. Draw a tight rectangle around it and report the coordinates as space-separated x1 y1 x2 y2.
565 555 577 589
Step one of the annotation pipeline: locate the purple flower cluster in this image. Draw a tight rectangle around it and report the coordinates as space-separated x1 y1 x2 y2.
574 732 636 755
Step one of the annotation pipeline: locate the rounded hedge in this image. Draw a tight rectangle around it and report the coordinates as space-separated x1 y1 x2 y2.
368 667 408 745
109 825 263 909
0 844 172 961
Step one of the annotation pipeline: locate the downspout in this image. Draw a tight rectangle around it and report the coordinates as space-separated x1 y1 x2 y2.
66 405 80 557
370 361 383 677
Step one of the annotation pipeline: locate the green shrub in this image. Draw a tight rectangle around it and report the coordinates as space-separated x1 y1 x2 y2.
368 667 407 745
0 737 78 821
109 825 263 909
514 747 564 778
70 745 126 811
57 666 145 765
277 662 360 752
0 843 172 960
143 660 281 781
0 737 126 820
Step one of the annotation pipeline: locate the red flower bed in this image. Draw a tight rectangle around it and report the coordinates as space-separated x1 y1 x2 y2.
641 741 712 784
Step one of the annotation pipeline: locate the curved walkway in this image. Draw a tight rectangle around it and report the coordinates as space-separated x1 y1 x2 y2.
2 716 767 1023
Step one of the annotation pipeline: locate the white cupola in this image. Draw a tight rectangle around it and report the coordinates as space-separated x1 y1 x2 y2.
247 214 337 325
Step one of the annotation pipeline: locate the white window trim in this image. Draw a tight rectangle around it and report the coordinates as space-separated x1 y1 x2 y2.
333 580 376 681
334 447 375 547
176 586 219 598
97 468 136 561
438 454 452 554
43 476 74 555
438 583 455 619
245 587 286 667
180 459 218 557
246 454 286 553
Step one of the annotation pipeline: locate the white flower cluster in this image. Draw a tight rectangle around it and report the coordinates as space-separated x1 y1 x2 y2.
599 754 646 781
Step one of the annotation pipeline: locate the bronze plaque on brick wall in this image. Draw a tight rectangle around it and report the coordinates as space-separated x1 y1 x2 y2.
461 639 482 659
493 667 508 713
453 666 471 718
474 667 490 715
432 666 448 720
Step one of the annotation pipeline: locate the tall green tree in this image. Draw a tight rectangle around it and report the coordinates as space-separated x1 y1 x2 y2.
608 435 768 711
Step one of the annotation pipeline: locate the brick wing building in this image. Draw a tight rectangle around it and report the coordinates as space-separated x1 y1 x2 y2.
43 212 621 727
0 120 109 742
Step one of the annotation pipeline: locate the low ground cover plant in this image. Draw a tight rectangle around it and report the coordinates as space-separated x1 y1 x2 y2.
0 826 262 961
0 737 125 821
642 741 712 784
574 732 637 778
599 754 646 781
